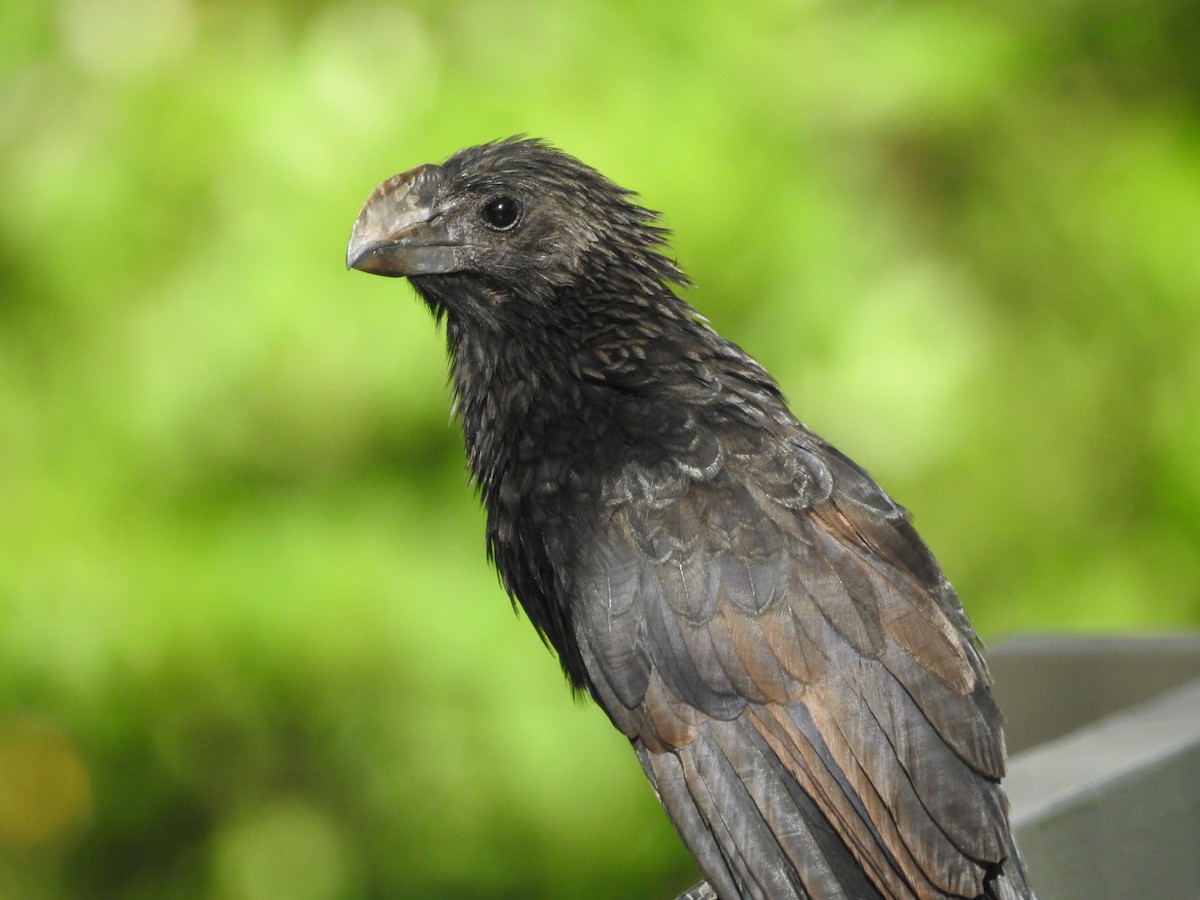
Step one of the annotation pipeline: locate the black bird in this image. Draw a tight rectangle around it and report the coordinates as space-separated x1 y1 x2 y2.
346 138 1034 900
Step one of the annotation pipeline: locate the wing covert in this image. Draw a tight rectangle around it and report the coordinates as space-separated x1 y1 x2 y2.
574 437 1021 899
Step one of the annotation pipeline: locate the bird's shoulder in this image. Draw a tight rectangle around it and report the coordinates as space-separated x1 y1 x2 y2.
575 415 1002 766
573 418 1019 897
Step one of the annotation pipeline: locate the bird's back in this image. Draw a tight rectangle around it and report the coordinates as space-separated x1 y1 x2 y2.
569 398 1034 899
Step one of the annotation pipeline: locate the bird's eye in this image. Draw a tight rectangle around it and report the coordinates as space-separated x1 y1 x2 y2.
480 196 521 231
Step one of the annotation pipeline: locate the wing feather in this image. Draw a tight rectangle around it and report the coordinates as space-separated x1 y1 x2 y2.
575 442 1029 899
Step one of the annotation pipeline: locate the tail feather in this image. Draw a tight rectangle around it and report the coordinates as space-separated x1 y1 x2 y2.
641 718 891 900
638 701 1036 899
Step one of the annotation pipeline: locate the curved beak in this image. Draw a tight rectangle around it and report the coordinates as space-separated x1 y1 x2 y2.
346 164 464 277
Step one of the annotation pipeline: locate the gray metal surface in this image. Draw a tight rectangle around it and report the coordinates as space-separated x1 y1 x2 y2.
998 637 1200 900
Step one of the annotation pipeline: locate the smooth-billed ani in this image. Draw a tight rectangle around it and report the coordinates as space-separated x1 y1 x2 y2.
346 137 1034 900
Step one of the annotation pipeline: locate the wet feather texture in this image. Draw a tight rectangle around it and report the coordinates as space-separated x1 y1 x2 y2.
347 137 1035 899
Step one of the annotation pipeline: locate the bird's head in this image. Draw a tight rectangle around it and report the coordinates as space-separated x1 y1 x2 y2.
346 137 687 328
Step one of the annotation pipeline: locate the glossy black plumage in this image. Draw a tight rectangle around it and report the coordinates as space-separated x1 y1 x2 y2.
347 137 1035 900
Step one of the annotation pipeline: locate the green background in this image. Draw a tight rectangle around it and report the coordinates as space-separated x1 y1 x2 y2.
1 1 1197 897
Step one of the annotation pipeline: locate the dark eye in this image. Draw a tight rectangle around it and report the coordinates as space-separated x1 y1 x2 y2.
480 196 521 231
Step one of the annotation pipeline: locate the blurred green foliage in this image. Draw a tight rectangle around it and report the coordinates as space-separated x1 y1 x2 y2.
1 0 1197 897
